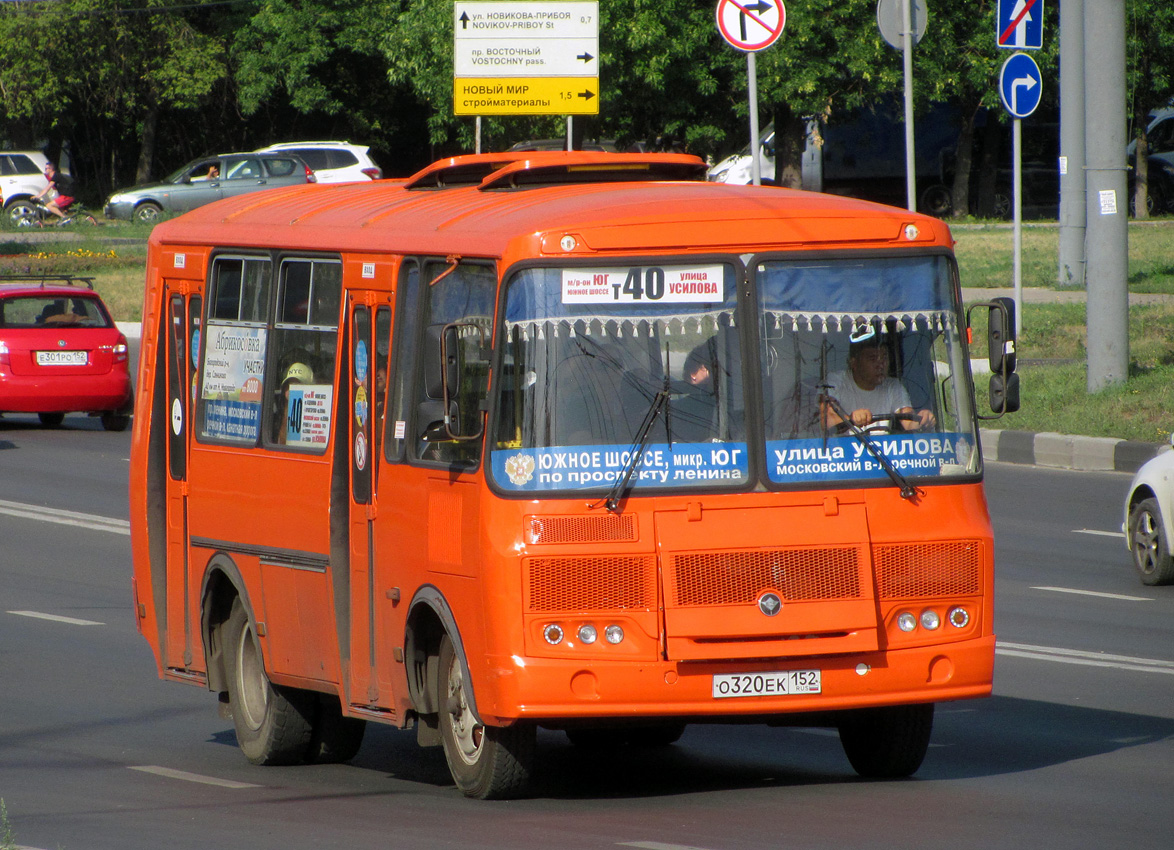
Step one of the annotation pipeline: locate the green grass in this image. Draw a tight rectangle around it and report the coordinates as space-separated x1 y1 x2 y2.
4 219 1174 443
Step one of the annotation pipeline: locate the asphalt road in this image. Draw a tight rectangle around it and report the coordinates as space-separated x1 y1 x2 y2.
1 421 1172 849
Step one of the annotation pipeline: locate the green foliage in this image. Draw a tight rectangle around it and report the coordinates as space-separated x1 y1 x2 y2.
1 798 15 850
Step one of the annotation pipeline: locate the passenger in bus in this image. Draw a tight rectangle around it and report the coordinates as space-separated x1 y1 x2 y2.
821 329 935 433
275 361 313 444
671 340 721 442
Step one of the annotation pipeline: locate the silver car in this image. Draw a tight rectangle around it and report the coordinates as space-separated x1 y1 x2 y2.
103 152 316 222
1124 436 1174 585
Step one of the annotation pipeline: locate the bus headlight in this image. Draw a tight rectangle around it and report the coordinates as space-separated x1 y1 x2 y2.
921 609 941 630
947 606 971 628
604 624 624 644
897 612 917 632
577 624 597 644
543 624 564 645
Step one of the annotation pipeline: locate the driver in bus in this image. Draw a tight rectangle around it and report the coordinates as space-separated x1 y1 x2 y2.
821 327 935 433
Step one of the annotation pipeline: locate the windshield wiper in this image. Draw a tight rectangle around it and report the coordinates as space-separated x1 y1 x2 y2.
820 393 921 502
592 388 669 514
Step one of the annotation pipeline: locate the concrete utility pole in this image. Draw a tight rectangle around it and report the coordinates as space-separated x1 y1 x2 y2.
1083 0 1130 392
1058 0 1085 288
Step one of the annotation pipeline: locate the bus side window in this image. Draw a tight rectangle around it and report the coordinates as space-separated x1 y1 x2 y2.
267 258 342 450
385 261 421 463
413 260 496 466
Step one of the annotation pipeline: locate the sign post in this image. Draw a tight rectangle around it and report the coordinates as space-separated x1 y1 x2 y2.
715 0 786 186
877 0 928 212
453 2 599 121
999 52 1042 336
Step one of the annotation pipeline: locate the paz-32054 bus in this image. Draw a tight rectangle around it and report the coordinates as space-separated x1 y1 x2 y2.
129 151 1018 798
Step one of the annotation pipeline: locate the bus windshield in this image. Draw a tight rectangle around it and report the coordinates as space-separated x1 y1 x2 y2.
490 254 977 496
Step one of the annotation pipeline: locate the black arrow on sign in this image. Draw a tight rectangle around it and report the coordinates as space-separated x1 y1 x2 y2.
577 90 596 101
739 0 772 41
459 11 470 29
577 52 595 63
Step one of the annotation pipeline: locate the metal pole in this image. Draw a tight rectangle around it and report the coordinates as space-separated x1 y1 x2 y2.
1013 118 1023 337
566 116 573 151
748 52 761 186
1084 0 1129 391
1058 0 1085 288
475 116 482 154
901 0 916 211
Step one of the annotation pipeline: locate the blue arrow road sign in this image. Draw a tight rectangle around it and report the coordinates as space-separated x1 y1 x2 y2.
999 53 1042 119
997 0 1043 50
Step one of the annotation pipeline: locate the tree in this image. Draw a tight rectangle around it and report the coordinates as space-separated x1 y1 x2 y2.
1126 0 1174 218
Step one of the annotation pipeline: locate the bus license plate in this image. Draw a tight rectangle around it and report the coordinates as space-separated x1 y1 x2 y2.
712 670 821 699
37 350 87 366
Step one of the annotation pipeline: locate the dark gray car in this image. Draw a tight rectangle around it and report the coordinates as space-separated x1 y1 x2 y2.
103 153 316 222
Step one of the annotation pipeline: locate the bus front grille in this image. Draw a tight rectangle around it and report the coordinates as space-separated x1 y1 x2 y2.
525 513 638 544
526 556 656 612
873 540 983 599
669 547 862 607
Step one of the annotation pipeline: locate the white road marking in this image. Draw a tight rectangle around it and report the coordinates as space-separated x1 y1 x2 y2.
0 498 129 535
1032 586 1151 601
129 765 260 789
1073 528 1122 538
996 641 1174 675
8 610 104 626
620 843 717 850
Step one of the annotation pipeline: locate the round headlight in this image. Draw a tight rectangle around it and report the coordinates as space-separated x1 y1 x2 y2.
604 624 624 644
947 606 971 628
577 624 597 644
921 609 941 630
897 612 917 632
543 624 564 645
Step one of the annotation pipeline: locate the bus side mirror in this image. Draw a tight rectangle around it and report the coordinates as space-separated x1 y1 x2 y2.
987 296 1016 374
989 371 1020 414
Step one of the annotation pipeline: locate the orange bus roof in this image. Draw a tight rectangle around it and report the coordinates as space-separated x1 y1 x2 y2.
149 152 952 260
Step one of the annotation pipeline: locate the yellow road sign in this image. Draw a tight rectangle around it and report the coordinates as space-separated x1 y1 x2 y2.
454 76 599 116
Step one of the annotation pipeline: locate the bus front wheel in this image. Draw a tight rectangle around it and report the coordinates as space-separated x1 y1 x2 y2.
438 634 535 799
224 598 315 765
838 703 934 778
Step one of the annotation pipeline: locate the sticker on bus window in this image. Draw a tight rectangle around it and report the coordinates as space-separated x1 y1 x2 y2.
285 384 333 448
562 265 724 304
766 433 975 484
200 324 267 441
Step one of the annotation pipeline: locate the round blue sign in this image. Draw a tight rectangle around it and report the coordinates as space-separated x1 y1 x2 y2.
999 52 1042 119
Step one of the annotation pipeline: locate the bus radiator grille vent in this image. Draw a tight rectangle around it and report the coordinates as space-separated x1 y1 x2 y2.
526 556 656 612
670 547 861 607
873 541 982 599
526 514 637 544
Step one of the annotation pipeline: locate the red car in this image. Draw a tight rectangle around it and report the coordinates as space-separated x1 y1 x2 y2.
0 276 133 430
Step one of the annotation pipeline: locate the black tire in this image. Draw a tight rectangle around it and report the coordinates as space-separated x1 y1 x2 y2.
838 703 934 778
308 694 366 763
919 184 952 218
133 202 163 223
38 412 65 427
1129 497 1174 586
224 598 315 765
5 198 40 227
100 413 131 432
438 634 534 799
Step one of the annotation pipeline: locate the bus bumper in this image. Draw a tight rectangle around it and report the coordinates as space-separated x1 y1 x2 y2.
480 635 995 723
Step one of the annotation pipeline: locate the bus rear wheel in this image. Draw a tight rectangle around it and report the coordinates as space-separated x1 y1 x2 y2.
838 703 934 778
438 634 534 799
225 598 314 765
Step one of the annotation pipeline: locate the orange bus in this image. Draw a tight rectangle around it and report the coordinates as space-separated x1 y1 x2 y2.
129 151 1018 798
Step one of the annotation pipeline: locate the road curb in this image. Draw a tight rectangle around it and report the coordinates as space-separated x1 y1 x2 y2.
980 428 1166 474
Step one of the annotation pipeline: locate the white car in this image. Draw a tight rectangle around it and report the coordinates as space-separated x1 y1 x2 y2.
1124 436 1174 585
2 150 51 224
254 141 381 183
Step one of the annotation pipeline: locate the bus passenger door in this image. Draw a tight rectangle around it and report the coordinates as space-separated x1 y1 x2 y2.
163 287 201 670
346 298 392 706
